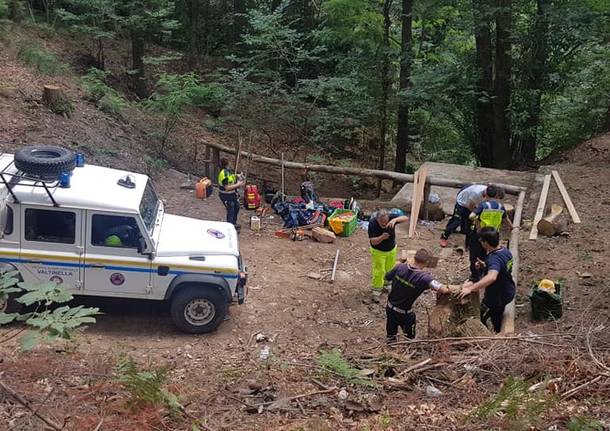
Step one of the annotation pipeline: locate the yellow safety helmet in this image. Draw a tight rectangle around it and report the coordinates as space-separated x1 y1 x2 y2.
104 234 123 247
538 279 556 293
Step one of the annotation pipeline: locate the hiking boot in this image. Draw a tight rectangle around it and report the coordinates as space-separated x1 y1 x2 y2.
439 238 448 248
371 289 382 303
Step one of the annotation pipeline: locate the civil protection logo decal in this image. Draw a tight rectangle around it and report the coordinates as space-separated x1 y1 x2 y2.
110 273 125 286
207 228 225 239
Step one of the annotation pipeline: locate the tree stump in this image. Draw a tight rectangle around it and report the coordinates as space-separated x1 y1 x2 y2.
42 85 73 117
537 204 567 237
428 285 481 337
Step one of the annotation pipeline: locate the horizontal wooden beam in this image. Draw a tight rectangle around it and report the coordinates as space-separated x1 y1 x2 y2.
200 140 526 195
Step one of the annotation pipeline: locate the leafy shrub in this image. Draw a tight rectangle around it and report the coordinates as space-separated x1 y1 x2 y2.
188 83 228 115
0 0 7 20
81 68 128 119
16 42 69 76
0 269 99 350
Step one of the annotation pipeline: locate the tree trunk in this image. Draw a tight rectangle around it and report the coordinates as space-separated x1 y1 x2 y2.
42 85 72 116
513 0 550 165
301 0 315 32
233 0 247 44
602 103 610 133
95 38 105 70
394 0 413 174
378 0 393 197
271 0 281 11
492 0 513 169
131 34 147 99
472 0 495 167
188 0 201 69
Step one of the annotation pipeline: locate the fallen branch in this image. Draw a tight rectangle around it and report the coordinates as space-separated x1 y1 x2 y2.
391 332 575 346
257 387 337 407
586 328 610 374
561 375 605 399
0 379 62 431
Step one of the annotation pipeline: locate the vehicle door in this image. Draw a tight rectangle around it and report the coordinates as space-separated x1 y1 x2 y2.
83 212 152 296
19 206 83 292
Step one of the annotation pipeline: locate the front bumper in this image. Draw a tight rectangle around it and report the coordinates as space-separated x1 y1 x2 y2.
236 255 248 304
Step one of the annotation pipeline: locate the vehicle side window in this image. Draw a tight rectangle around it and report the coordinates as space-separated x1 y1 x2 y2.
3 205 13 235
25 209 75 244
91 214 141 248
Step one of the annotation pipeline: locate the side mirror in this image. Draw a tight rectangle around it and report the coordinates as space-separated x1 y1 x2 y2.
137 236 147 254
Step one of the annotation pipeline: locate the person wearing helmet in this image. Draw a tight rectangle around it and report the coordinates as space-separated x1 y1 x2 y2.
104 234 123 247
218 158 244 230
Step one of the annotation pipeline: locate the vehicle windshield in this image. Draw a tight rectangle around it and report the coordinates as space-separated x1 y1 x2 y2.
139 180 160 233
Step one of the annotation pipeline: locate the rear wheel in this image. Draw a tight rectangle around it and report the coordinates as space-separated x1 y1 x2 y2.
170 286 226 334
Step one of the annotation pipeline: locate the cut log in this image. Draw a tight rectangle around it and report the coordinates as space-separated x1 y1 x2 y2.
312 227 336 244
42 85 73 116
199 140 526 194
537 204 567 237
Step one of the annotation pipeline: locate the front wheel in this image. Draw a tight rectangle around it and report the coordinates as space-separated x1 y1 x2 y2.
170 286 226 334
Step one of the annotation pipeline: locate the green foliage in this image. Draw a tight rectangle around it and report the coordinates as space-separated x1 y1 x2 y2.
317 349 376 388
188 83 228 115
0 270 99 350
116 355 181 412
144 73 208 153
567 416 605 431
81 68 128 118
16 42 69 75
472 376 558 429
0 0 8 20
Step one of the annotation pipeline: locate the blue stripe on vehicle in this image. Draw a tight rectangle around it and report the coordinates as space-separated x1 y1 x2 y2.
0 257 238 279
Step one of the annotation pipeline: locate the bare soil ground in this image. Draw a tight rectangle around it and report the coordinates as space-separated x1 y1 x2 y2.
1 25 609 431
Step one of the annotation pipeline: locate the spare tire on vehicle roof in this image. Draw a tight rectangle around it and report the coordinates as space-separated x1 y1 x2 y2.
14 146 75 178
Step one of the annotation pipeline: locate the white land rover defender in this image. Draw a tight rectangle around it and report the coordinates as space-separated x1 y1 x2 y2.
0 146 246 333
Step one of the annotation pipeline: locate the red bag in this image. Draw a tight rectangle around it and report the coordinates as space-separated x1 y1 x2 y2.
244 184 261 210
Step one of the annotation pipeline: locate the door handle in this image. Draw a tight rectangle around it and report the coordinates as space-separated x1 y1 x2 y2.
90 264 106 269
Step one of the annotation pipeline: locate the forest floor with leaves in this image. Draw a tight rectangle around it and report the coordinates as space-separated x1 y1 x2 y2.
1 25 610 431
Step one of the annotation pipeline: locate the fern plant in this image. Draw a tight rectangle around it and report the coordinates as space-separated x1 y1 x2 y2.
116 355 182 412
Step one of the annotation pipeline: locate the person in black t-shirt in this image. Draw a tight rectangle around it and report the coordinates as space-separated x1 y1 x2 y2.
368 209 409 302
385 249 450 342
459 227 516 333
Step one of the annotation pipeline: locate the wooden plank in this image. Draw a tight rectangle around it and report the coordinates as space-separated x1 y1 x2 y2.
234 132 243 173
529 174 551 240
408 170 420 238
501 190 526 334
408 166 428 238
551 170 581 224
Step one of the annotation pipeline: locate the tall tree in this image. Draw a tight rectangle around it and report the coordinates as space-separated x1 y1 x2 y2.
233 0 247 43
378 0 393 191
188 0 201 68
513 0 550 164
394 0 413 174
492 0 513 168
472 0 494 167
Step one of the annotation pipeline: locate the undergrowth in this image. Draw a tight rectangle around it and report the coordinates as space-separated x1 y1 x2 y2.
471 376 558 429
317 349 376 388
80 68 127 119
16 42 68 75
115 355 182 413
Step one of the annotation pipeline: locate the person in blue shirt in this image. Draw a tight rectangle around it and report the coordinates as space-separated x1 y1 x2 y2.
459 227 516 333
467 185 512 281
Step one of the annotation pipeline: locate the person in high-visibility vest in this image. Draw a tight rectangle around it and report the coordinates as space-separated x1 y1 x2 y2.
467 185 513 281
218 158 244 229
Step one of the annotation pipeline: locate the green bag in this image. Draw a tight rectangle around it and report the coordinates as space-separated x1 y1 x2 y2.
529 281 563 321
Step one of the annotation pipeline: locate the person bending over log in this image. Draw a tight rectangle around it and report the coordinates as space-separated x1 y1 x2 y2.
440 183 488 248
459 227 516 333
467 185 513 281
384 249 450 342
368 209 409 303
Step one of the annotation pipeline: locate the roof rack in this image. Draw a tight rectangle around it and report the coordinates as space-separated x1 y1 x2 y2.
0 160 60 207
